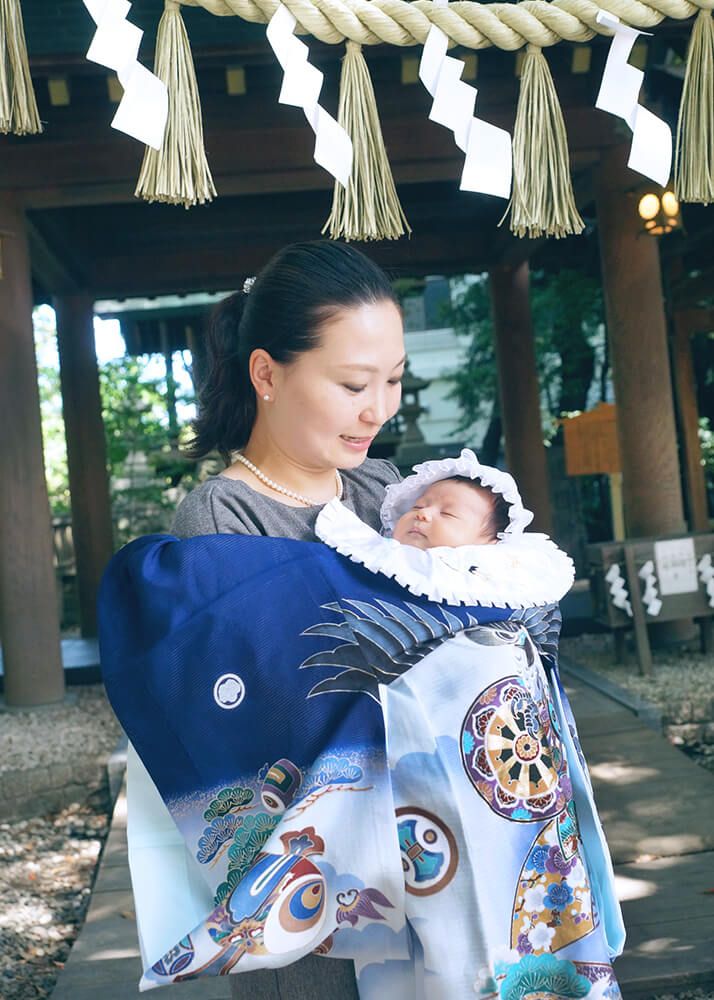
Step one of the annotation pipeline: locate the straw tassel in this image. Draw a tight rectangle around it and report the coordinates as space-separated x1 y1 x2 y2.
507 45 583 239
0 0 41 134
675 9 714 204
323 41 410 242
135 1 216 208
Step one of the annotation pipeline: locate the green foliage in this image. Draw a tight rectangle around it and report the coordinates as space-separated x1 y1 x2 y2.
699 417 714 516
101 354 200 545
34 307 200 547
443 269 606 445
34 307 71 516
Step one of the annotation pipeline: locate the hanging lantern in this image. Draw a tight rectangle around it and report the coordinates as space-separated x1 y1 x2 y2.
637 189 681 236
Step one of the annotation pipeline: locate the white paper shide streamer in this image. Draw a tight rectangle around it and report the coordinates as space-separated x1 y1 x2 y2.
605 563 632 618
418 1 511 200
83 0 168 149
595 10 672 186
638 560 662 617
697 554 714 608
266 5 352 187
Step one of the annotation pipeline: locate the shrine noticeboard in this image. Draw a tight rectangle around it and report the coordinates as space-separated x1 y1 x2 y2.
563 403 622 476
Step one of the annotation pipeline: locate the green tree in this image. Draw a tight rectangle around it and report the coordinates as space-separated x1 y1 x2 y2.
34 306 71 516
33 307 198 545
444 269 607 461
100 355 201 545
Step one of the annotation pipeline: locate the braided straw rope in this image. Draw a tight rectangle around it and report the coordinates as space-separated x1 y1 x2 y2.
176 0 713 49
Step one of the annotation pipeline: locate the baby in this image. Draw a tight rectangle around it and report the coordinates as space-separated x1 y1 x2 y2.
391 475 510 550
316 448 574 610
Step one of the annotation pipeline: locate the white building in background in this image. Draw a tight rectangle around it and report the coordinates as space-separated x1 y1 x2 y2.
401 277 488 450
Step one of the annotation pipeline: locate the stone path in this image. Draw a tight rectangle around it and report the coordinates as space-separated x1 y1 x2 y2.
51 672 714 999
563 666 714 999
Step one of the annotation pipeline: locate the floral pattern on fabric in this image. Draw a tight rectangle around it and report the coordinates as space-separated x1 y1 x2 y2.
512 808 595 954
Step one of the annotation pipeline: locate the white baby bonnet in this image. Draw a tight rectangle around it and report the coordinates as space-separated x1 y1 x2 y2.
380 447 533 537
315 449 575 609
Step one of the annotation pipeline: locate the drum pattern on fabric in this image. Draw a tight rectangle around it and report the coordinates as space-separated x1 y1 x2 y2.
369 621 623 1000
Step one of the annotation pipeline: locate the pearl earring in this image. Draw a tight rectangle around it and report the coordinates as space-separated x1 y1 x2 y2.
263 394 270 401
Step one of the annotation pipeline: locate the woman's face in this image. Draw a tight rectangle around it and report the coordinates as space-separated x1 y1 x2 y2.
266 299 406 471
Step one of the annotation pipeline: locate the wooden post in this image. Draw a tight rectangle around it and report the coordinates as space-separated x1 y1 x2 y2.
672 309 711 533
623 544 653 676
0 192 64 706
489 261 553 535
609 473 625 540
595 147 687 540
54 294 115 637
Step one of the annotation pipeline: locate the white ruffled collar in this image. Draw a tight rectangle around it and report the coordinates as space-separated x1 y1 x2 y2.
315 499 574 608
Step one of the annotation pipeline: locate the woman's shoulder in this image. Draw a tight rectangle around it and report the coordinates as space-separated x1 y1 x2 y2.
343 457 402 489
171 477 259 538
340 458 402 531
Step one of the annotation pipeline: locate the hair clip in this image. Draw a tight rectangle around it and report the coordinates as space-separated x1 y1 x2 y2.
242 276 256 295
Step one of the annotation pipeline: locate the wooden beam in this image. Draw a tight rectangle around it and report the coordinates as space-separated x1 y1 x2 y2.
595 145 687 539
1 79 620 209
0 191 64 706
84 230 497 297
672 308 713 532
26 216 81 293
54 293 115 636
489 261 553 534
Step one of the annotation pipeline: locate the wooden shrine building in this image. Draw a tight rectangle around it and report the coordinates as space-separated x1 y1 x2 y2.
1 0 713 705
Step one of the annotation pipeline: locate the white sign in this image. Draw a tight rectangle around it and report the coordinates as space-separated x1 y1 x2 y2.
654 538 698 596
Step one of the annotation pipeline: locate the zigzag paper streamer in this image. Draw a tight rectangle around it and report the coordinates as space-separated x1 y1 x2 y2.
697 554 714 608
638 560 662 617
605 562 632 618
83 0 168 149
595 9 672 187
266 5 352 187
418 1 511 200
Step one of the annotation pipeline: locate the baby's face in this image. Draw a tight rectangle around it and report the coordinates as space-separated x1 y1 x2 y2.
392 480 497 549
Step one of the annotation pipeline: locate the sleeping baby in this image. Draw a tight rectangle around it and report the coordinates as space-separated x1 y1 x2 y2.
315 447 575 609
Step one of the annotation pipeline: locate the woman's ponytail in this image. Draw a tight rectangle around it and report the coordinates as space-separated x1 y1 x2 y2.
183 291 254 463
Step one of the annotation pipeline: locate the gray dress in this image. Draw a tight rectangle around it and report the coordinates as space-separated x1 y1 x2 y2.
170 457 401 1000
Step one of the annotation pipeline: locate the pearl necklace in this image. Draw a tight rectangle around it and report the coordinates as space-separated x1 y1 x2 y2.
235 453 343 507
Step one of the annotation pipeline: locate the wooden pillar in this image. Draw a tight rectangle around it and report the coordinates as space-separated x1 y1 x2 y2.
672 309 711 532
489 261 553 535
54 294 114 637
0 192 64 706
595 146 687 539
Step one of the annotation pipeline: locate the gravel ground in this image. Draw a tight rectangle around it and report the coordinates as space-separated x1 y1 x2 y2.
561 632 714 774
0 800 109 1000
0 685 120 999
560 632 714 710
0 685 121 775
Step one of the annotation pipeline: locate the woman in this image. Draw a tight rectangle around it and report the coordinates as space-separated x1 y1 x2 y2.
107 240 622 998
174 240 406 540
172 240 407 999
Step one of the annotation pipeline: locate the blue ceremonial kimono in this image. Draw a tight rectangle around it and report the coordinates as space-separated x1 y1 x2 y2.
99 533 624 998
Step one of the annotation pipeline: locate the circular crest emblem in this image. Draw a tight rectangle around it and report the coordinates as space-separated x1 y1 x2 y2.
213 673 246 710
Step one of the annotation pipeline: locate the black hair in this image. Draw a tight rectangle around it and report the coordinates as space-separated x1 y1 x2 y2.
183 241 399 464
446 476 511 540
